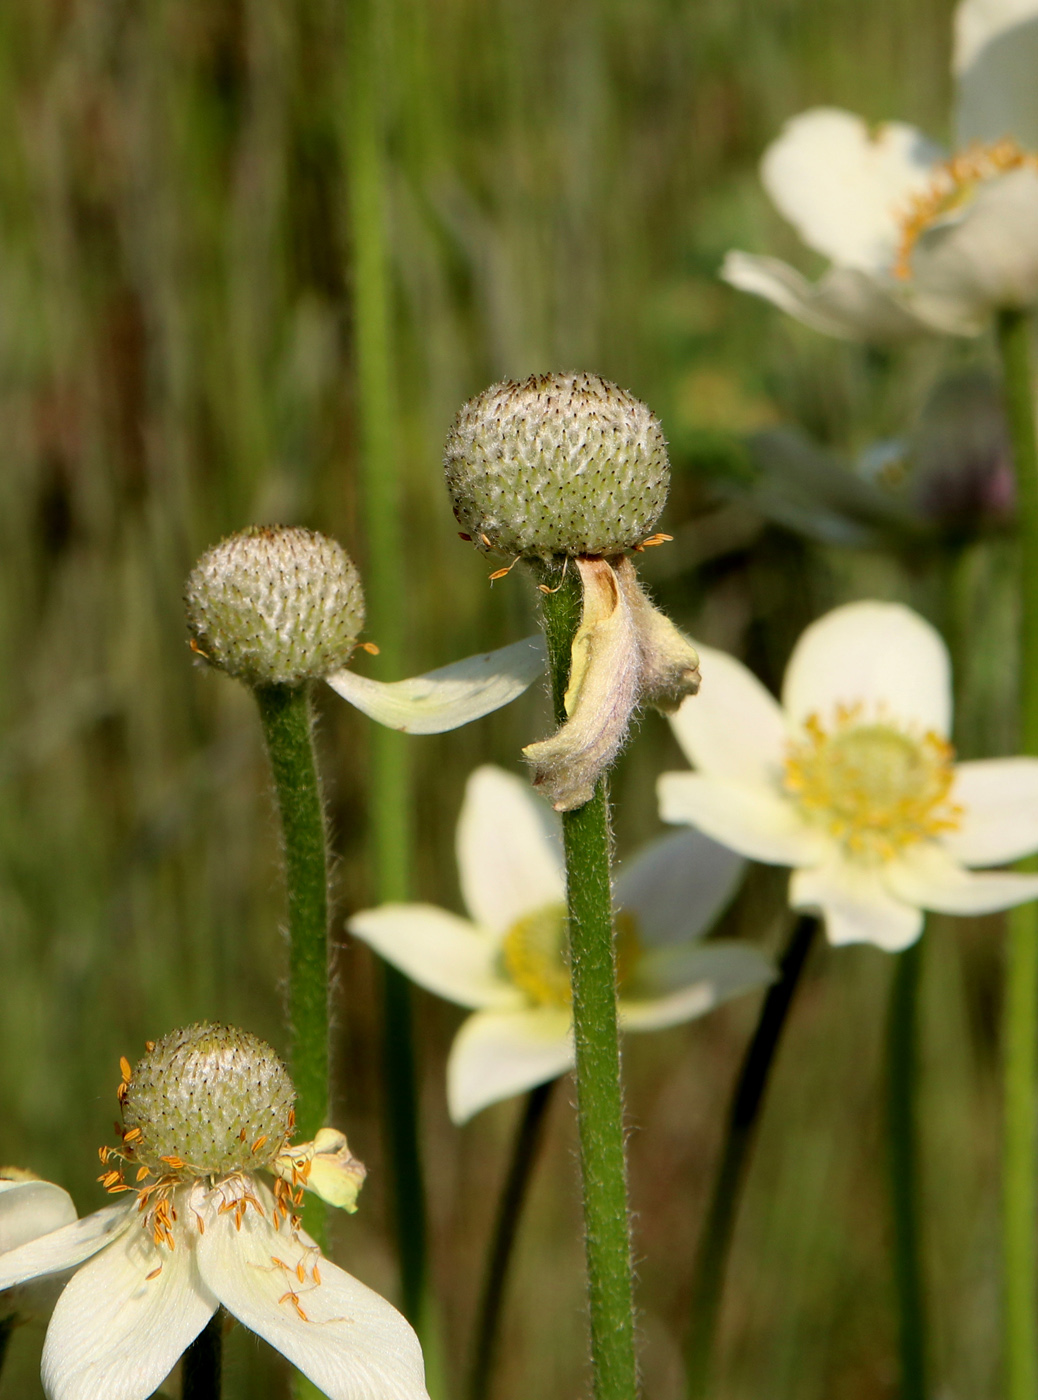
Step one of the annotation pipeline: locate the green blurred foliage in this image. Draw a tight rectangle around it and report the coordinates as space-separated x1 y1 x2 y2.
0 0 1019 1396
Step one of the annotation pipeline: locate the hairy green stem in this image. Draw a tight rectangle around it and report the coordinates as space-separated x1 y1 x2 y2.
887 938 928 1400
181 1311 223 1400
998 307 1038 1400
686 914 818 1399
468 1082 555 1400
539 567 638 1400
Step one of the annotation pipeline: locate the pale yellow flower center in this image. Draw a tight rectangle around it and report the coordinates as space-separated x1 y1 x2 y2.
783 707 962 861
894 139 1038 278
501 902 639 1007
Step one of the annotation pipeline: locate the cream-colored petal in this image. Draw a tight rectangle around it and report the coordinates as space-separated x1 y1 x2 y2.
447 1008 574 1123
782 600 952 736
197 1199 428 1400
621 943 774 1030
614 830 745 947
791 862 924 950
666 644 787 784
943 757 1038 865
761 108 943 270
325 635 545 734
658 772 826 867
721 252 932 342
886 843 1038 914
908 169 1038 331
275 1130 367 1213
0 1180 77 1254
42 1221 216 1400
347 905 518 1010
456 765 564 935
955 0 1038 146
0 1204 131 1291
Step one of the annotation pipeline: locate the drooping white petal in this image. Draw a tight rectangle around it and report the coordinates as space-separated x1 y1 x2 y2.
886 843 1038 914
943 757 1038 865
0 1204 132 1291
42 1219 216 1400
721 252 931 342
197 1193 428 1400
666 644 787 784
456 765 564 935
908 169 1038 332
621 942 774 1031
347 905 519 1010
782 600 952 736
0 1180 77 1254
791 861 924 950
761 108 943 271
614 830 745 947
657 772 827 866
955 0 1038 146
325 635 545 735
447 1008 574 1123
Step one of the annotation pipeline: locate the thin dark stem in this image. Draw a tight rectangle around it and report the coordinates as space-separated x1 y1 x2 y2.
686 914 819 1399
886 939 928 1400
0 1315 13 1381
181 1312 223 1400
382 961 426 1326
468 1082 556 1400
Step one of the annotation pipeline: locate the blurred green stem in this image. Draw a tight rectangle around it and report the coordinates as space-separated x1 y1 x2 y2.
181 1311 223 1400
887 938 928 1400
685 914 818 1400
0 1316 12 1383
344 0 426 1329
468 1082 555 1400
540 569 638 1400
998 307 1038 1400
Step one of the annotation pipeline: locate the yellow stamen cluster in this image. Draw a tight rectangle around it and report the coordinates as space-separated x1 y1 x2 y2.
501 902 640 1007
894 139 1038 278
783 706 962 861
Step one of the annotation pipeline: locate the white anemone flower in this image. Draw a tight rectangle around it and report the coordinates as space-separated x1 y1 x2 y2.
658 601 1038 951
722 0 1038 339
1 1172 78 1324
348 765 774 1123
0 1025 428 1400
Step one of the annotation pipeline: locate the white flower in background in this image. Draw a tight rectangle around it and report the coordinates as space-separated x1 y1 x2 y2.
0 1025 428 1400
1 1172 78 1324
722 0 1038 339
658 601 1038 951
348 765 773 1122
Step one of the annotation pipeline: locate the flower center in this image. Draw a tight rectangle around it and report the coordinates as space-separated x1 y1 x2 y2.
894 139 1038 278
500 902 639 1007
783 708 962 861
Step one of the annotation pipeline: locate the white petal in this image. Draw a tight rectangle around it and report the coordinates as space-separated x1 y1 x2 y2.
657 772 826 867
621 943 774 1030
447 1008 574 1123
761 108 943 270
42 1220 216 1400
791 862 924 950
325 635 545 734
0 1204 131 1291
908 169 1038 331
886 843 1038 914
197 1197 428 1400
456 766 564 935
614 830 745 947
0 1180 77 1254
347 905 518 1010
943 758 1038 865
666 643 787 783
721 252 931 342
782 601 952 736
955 0 1038 146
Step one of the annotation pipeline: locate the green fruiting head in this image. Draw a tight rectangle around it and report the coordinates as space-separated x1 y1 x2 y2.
443 372 669 560
121 1023 296 1179
185 526 364 687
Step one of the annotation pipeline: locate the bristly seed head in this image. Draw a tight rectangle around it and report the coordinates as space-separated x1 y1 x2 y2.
443 372 669 560
184 526 365 687
121 1023 296 1180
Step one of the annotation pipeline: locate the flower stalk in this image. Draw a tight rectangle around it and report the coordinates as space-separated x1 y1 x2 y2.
539 567 638 1400
998 305 1038 1400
